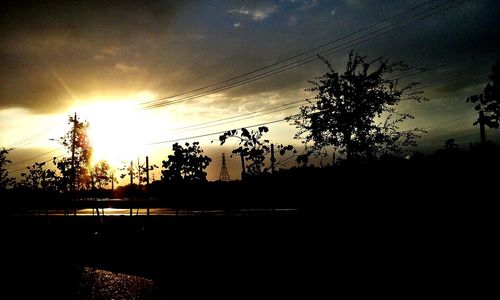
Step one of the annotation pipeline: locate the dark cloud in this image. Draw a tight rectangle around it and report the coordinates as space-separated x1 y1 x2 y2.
0 0 498 117
0 0 184 112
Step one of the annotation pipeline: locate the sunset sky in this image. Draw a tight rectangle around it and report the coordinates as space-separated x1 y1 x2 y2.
1 0 499 182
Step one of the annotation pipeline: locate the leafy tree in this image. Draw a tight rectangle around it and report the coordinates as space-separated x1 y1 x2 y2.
161 142 212 183
89 160 112 189
55 114 92 192
467 61 500 129
18 162 57 191
0 147 14 189
287 51 424 162
218 127 295 175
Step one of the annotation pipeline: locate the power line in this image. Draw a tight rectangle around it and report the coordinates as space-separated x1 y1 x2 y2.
165 59 485 135
424 113 476 130
9 148 61 167
8 155 64 175
386 55 478 80
400 70 489 100
167 98 314 134
422 129 478 145
149 110 476 147
174 54 487 132
171 105 304 135
144 0 464 109
406 70 489 93
155 67 482 140
140 0 438 107
142 0 467 109
6 120 64 150
148 119 286 145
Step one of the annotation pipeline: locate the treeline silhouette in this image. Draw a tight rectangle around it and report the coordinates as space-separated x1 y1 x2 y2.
1 55 499 216
2 54 498 298
2 140 499 215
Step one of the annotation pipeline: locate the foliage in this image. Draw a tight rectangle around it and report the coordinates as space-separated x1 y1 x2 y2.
467 61 500 129
55 114 92 191
89 160 113 189
0 147 15 189
218 126 295 175
119 158 157 185
18 162 57 191
161 142 212 183
136 158 158 185
287 51 425 161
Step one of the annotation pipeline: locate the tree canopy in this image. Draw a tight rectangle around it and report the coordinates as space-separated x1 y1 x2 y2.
0 147 14 189
287 51 424 161
161 142 212 183
218 126 295 176
55 114 92 192
467 61 500 129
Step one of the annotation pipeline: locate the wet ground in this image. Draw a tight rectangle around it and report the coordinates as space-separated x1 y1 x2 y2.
78 267 155 299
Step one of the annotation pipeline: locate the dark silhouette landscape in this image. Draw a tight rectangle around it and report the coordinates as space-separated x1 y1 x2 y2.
1 0 499 298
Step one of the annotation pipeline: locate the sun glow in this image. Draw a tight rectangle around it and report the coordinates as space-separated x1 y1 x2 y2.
70 93 163 168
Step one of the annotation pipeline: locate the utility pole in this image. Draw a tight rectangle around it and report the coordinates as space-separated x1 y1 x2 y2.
71 112 77 216
110 170 115 191
270 144 276 174
70 112 77 194
130 160 133 185
146 156 150 216
240 154 246 180
146 156 150 186
468 93 487 145
479 110 486 145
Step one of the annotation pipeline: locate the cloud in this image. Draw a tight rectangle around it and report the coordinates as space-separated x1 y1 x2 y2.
299 0 319 11
281 0 319 11
345 0 361 6
115 63 141 73
228 4 278 21
0 0 184 113
0 0 498 120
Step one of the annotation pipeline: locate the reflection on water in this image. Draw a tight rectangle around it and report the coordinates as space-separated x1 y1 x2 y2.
28 208 298 216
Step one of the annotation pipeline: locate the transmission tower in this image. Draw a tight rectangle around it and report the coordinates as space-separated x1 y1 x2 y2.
219 153 230 182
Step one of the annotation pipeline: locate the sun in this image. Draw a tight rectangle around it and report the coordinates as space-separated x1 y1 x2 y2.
69 93 162 168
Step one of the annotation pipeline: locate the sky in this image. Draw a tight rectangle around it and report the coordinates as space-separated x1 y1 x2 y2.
1 0 499 182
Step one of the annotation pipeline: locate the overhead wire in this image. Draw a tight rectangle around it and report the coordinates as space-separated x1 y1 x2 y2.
142 0 467 109
148 119 286 145
8 155 64 175
140 0 439 108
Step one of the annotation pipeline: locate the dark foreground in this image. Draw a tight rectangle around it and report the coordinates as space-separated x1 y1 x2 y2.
4 158 497 298
5 204 493 298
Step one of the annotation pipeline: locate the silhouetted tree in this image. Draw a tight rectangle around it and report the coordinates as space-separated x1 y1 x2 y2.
467 61 500 129
0 147 14 189
89 160 112 190
287 51 424 162
161 142 212 183
18 162 57 192
135 158 158 186
218 127 295 175
55 115 92 192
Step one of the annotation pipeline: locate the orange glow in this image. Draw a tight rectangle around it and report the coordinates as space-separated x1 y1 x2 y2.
69 92 160 168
